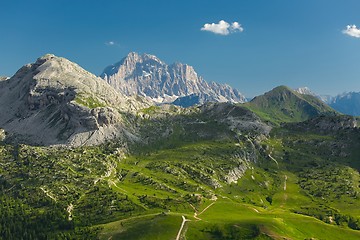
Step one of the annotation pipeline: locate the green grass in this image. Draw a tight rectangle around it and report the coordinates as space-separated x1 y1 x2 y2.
139 106 161 115
243 85 336 125
1 108 360 239
99 198 360 240
99 213 182 240
74 93 107 109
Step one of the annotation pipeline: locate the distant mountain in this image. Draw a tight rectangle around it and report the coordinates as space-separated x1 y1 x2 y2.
0 54 148 146
0 76 9 81
329 92 360 116
294 87 334 104
294 87 317 96
101 52 246 107
294 87 360 116
244 85 337 124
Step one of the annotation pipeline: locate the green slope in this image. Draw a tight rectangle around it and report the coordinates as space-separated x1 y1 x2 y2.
0 103 359 239
243 85 337 125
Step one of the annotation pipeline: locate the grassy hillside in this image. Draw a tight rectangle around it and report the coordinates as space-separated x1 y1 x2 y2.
0 104 359 239
243 86 337 125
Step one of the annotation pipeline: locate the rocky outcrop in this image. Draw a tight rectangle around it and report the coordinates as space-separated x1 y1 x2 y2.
199 102 272 136
0 54 148 146
0 129 5 141
225 161 248 184
0 76 9 81
294 87 317 96
101 52 246 106
308 115 357 131
286 115 358 133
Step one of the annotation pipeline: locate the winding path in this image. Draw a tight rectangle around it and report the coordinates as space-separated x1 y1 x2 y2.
176 200 217 239
198 202 216 216
280 175 288 207
175 216 190 240
268 154 279 168
283 175 287 191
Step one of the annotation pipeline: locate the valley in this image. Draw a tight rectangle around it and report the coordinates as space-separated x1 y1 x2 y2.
0 54 359 239
1 105 360 239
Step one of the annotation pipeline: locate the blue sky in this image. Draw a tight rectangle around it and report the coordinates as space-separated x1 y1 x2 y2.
1 0 360 97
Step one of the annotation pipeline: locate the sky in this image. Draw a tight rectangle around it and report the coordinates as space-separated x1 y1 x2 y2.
1 0 360 97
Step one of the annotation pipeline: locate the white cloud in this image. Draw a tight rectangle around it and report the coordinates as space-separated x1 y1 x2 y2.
343 25 360 38
105 41 116 46
201 20 244 35
231 22 243 32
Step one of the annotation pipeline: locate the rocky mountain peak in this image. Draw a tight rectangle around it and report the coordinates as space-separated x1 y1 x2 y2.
101 52 246 106
294 87 316 96
0 54 148 146
37 53 56 62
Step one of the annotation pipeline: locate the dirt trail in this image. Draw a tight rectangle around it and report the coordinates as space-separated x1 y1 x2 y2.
190 199 217 221
40 187 57 202
175 216 190 240
189 204 202 220
108 180 128 194
268 154 279 168
175 199 218 239
280 175 288 208
198 202 216 216
251 207 260 213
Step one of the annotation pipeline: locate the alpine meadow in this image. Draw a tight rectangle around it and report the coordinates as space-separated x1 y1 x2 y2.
1 1 360 239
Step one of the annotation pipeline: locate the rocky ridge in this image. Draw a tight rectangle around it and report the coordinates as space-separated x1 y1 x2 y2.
294 87 317 96
0 54 148 146
101 52 246 106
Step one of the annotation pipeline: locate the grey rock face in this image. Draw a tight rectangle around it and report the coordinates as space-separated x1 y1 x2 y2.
287 115 357 133
199 102 272 136
294 87 317 96
0 54 148 146
101 52 246 106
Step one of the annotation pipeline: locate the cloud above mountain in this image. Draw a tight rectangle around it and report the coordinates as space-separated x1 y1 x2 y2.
343 25 360 38
201 20 243 35
105 41 117 46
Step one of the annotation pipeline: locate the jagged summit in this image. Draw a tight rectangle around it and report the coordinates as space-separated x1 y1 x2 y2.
101 52 246 106
0 54 148 146
102 52 165 78
294 87 316 96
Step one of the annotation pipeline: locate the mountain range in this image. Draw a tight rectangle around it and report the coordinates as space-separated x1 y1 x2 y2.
295 87 360 116
1 53 360 239
328 92 360 116
0 53 343 146
101 53 360 116
101 52 246 107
